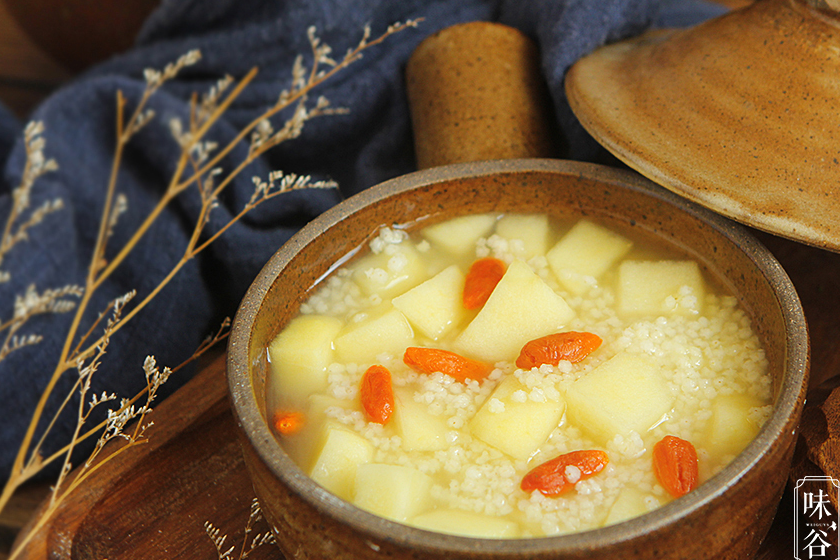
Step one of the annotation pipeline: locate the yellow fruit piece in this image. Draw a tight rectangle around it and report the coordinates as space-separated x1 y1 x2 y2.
308 424 374 501
333 307 415 364
617 260 706 317
565 352 674 443
420 213 497 256
392 264 466 340
495 213 551 260
268 314 343 403
393 388 449 452
352 463 433 522
411 509 521 538
470 376 565 460
546 219 632 295
454 260 574 362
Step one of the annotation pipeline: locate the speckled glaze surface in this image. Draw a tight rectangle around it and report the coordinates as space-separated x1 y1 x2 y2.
565 0 840 252
227 159 809 560
405 22 556 169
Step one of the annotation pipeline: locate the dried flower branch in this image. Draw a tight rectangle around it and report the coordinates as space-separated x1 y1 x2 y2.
205 498 276 560
0 122 61 284
0 19 418 560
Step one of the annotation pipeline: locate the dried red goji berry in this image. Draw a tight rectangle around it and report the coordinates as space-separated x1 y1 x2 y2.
516 331 602 369
463 257 506 309
403 347 492 383
520 449 609 497
273 410 305 435
652 435 698 498
360 364 395 425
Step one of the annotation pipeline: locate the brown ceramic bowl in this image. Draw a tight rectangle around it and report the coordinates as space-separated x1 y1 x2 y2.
227 159 808 560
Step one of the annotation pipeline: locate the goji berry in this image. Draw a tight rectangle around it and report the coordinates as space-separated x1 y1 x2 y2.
273 410 305 435
403 347 491 383
652 435 698 498
463 257 506 309
516 331 602 369
520 449 609 497
360 364 395 425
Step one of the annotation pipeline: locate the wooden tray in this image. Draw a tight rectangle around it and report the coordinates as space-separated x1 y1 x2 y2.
10 228 840 559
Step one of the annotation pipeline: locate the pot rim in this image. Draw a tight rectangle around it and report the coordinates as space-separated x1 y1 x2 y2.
227 158 809 554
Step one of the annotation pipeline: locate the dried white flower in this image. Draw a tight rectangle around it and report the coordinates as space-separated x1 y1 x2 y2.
1 121 62 282
144 49 202 92
127 109 156 136
205 498 275 560
106 194 128 241
13 284 84 320
197 75 234 126
143 355 172 397
248 170 336 207
169 117 192 148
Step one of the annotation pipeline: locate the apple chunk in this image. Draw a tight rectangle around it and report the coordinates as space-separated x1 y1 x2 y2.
333 307 415 364
495 213 551 260
603 486 660 526
393 389 449 452
352 463 434 522
420 213 497 256
392 265 466 340
564 352 674 443
268 314 343 403
308 423 374 501
411 509 521 538
283 394 357 467
454 260 575 362
618 260 706 317
470 375 565 460
352 241 428 299
702 394 765 457
546 219 633 295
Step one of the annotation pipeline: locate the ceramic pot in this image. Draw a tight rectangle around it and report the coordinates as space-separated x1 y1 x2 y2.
227 158 808 560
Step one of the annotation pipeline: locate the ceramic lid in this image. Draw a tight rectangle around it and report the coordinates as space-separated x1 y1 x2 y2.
565 0 840 252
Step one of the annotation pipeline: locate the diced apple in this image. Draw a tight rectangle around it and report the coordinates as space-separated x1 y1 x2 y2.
564 352 674 444
495 213 551 259
453 260 575 362
603 487 660 526
309 423 374 501
268 315 343 403
352 242 427 299
702 394 765 457
284 394 358 467
420 214 497 256
393 388 449 452
546 219 633 295
392 265 466 340
617 260 706 316
333 307 415 364
352 463 434 522
470 375 565 460
411 509 521 538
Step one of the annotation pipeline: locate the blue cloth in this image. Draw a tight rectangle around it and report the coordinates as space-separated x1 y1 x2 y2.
0 0 725 480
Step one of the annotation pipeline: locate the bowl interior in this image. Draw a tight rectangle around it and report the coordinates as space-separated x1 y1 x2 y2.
228 159 808 554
